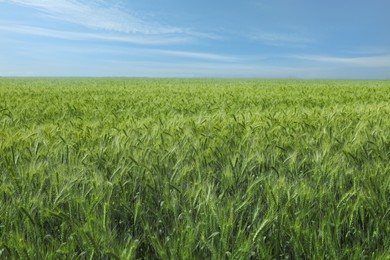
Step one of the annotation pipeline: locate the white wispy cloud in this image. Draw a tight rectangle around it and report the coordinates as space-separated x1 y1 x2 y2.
90 48 241 62
0 24 190 45
0 24 241 62
58 45 241 62
6 0 182 34
290 54 390 67
148 50 240 62
343 47 390 56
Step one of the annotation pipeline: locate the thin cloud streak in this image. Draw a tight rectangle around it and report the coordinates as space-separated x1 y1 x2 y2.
290 54 390 67
149 50 241 62
64 45 242 63
96 48 243 62
0 24 191 45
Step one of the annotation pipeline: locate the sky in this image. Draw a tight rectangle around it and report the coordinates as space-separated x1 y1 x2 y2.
0 0 389 79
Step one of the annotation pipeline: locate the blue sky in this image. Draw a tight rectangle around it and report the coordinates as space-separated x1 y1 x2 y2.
1 0 389 78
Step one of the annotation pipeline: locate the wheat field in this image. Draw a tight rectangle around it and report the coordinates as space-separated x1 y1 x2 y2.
0 78 389 259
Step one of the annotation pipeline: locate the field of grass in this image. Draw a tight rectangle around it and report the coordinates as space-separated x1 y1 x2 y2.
0 78 389 259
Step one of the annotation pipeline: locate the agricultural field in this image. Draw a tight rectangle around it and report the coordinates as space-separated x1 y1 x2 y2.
0 78 389 259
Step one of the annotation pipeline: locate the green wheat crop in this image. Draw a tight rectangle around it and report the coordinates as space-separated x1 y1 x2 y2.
0 78 389 259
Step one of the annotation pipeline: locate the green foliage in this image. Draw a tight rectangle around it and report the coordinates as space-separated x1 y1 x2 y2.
0 78 389 258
